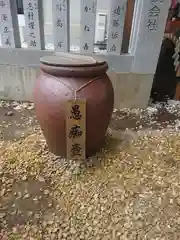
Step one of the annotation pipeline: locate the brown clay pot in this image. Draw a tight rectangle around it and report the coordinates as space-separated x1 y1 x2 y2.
34 54 114 157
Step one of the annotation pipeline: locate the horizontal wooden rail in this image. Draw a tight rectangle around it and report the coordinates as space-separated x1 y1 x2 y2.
0 47 133 73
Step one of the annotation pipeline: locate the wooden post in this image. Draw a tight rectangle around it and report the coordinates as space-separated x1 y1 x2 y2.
107 0 127 54
129 0 171 74
23 0 45 49
80 0 97 54
0 0 21 48
52 0 70 52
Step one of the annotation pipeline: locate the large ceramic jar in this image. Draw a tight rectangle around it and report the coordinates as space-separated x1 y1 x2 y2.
34 54 114 157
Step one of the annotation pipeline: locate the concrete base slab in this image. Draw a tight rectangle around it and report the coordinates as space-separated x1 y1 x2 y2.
108 72 153 109
0 65 153 109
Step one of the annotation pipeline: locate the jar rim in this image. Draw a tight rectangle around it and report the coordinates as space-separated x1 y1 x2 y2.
40 53 106 68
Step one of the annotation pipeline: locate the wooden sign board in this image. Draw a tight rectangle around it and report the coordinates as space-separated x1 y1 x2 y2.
66 99 86 160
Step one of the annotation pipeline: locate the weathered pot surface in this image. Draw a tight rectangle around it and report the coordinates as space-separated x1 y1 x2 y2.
34 53 114 158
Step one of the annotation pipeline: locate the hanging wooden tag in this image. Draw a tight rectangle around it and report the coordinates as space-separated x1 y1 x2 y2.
66 99 86 160
175 41 180 53
174 56 179 67
175 60 180 72
175 82 180 101
177 65 180 77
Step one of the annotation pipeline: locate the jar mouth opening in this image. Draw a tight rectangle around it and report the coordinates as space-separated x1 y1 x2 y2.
40 62 108 78
40 54 106 68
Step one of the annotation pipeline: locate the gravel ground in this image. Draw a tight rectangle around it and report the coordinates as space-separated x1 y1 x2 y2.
0 100 180 239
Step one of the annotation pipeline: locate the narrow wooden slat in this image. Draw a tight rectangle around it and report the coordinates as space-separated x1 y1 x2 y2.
52 0 70 52
121 0 135 53
23 0 45 49
128 0 141 54
107 0 127 54
0 0 21 48
130 0 171 74
80 0 97 54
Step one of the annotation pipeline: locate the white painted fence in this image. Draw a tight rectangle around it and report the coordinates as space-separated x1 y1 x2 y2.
0 0 171 108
